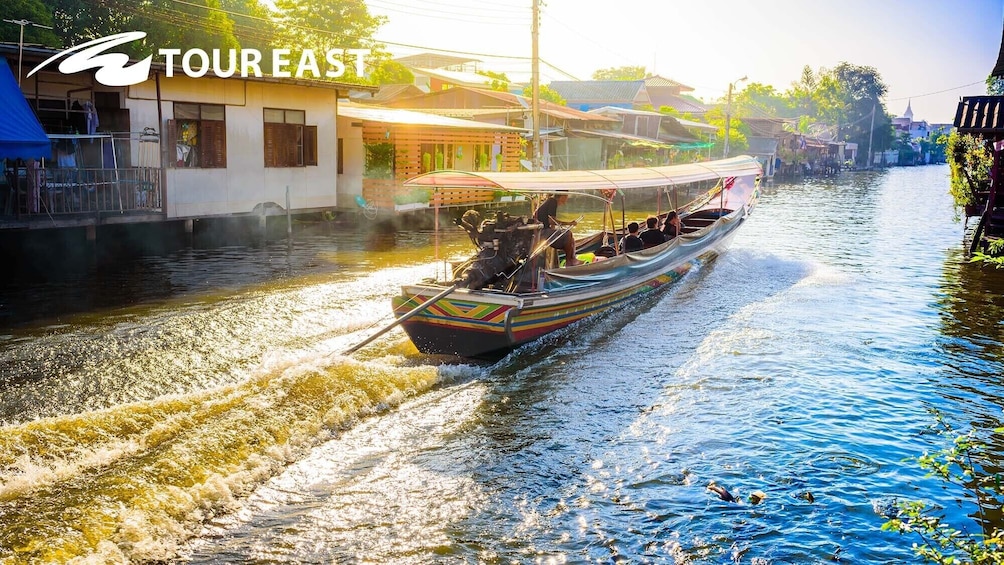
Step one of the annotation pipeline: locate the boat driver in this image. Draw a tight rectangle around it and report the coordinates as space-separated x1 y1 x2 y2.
534 193 582 267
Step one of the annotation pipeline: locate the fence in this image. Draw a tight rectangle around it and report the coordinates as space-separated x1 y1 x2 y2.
2 166 162 218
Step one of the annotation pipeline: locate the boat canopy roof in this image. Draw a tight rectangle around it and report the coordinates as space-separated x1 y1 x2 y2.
403 155 762 193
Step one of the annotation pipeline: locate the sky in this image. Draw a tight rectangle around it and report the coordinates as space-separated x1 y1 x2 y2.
365 0 1004 124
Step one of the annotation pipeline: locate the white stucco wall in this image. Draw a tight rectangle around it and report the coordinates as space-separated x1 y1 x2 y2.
336 114 364 206
125 74 340 219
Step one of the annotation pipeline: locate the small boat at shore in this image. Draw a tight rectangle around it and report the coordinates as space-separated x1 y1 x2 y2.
348 156 762 359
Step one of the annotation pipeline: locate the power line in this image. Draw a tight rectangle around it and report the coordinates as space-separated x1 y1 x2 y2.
366 0 528 18
886 80 986 101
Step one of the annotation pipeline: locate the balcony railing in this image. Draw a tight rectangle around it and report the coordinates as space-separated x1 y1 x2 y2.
2 167 163 219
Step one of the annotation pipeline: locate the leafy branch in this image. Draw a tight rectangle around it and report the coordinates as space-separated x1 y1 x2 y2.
882 410 1004 564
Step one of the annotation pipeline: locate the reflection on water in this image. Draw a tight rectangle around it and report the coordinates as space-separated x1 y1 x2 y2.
3 165 1004 563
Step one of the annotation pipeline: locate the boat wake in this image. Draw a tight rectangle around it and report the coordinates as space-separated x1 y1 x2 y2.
0 348 457 563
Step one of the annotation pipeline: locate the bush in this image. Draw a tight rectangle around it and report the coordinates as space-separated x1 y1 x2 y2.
947 132 992 212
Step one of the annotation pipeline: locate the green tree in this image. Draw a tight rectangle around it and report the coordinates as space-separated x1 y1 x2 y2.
524 83 566 105
273 0 385 82
2 0 61 47
366 57 414 85
478 69 510 92
45 0 124 48
733 82 790 118
221 0 276 72
704 106 747 157
591 65 645 81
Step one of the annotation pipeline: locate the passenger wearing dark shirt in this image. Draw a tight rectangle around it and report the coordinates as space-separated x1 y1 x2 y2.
533 193 582 266
662 210 681 239
640 216 666 248
619 222 643 253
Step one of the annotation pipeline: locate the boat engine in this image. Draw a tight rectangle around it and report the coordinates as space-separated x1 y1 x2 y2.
455 210 535 290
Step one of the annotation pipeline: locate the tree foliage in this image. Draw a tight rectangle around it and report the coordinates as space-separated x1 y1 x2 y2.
478 69 510 92
946 131 993 211
30 0 385 83
882 410 1004 564
272 0 384 81
2 0 61 47
523 83 566 105
591 65 646 81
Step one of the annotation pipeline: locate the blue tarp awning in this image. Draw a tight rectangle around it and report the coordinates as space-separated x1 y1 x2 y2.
0 57 51 161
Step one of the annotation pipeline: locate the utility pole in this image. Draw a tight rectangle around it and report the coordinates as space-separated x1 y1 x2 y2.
531 0 541 171
723 76 746 158
866 103 876 169
2 19 54 86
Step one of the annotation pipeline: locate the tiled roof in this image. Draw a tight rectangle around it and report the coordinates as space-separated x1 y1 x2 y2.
548 80 647 103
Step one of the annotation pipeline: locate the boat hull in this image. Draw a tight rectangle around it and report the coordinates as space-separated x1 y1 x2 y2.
393 210 747 359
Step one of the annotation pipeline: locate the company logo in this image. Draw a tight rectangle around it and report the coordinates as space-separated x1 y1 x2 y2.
28 32 152 87
28 31 370 87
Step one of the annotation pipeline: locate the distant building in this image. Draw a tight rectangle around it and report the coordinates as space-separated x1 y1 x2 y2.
643 75 707 116
892 100 930 140
548 80 651 112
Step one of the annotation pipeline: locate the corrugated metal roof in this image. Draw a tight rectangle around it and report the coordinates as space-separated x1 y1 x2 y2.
410 67 492 88
338 103 525 131
589 106 664 117
404 155 763 193
675 118 717 132
388 86 616 123
569 128 676 149
747 136 779 154
644 75 694 91
649 93 707 114
549 80 647 104
394 53 480 69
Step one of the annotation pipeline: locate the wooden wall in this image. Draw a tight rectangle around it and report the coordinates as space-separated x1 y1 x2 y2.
361 124 522 210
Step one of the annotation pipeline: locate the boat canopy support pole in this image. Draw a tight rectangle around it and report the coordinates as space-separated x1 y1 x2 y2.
342 283 460 355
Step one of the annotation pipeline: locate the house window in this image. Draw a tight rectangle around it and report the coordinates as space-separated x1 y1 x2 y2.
169 103 226 168
337 138 344 174
264 108 318 167
420 143 454 173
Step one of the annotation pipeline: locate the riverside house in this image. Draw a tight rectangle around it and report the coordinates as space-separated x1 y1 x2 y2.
0 44 371 233
337 102 525 214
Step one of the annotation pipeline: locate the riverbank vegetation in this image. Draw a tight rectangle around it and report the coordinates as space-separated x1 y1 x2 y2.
883 410 1004 564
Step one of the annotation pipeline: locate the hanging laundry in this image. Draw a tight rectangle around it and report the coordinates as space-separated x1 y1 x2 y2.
83 101 99 135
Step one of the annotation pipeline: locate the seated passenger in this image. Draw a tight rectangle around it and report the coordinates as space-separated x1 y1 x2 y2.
662 210 682 239
640 216 666 248
619 222 643 253
533 193 582 267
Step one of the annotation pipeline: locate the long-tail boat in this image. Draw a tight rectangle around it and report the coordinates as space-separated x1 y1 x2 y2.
348 156 762 359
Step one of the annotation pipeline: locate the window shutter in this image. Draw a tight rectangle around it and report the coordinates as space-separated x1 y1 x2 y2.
201 120 227 168
284 124 298 167
166 119 178 168
304 125 317 166
264 122 278 167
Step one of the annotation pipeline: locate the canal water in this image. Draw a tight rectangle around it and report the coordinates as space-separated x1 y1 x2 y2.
2 165 1003 563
